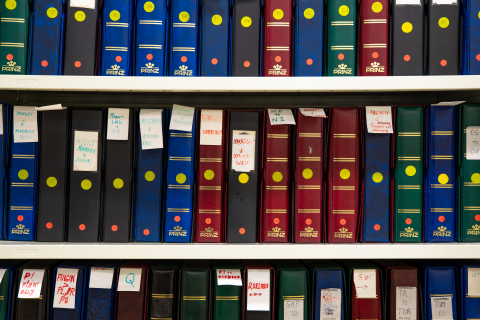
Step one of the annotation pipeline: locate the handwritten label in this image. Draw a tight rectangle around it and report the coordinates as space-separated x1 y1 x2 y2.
14 106 38 143
35 104 66 111
217 269 242 286
432 0 456 4
431 297 453 320
73 131 98 171
0 269 6 285
353 269 376 298
396 287 416 320
107 108 129 140
468 268 480 296
366 106 393 133
268 109 296 125
117 268 142 292
299 108 326 118
396 0 421 4
431 101 465 106
284 300 303 320
18 269 45 298
70 0 96 9
53 268 78 309
89 267 115 289
170 105 195 132
139 109 163 150
466 127 480 160
200 109 223 146
247 269 270 311
320 288 341 320
231 130 255 172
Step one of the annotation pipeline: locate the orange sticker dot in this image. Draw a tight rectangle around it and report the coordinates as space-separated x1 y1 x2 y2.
75 61 81 68
111 225 118 232
205 218 212 224
239 228 245 234
244 61 250 67
305 219 312 225
115 56 122 62
46 222 53 229
174 216 181 222
404 55 411 62
17 215 23 222
6 54 13 61
274 218 280 224
147 54 153 60
306 58 313 65
405 218 412 225
477 54 480 61
438 216 445 222
340 219 346 225
441 60 447 66
374 224 380 231
476 215 480 221
143 229 150 235
275 56 281 62
211 58 218 65
372 52 379 59
41 60 48 67
181 56 187 63
338 53 344 60
79 224 86 231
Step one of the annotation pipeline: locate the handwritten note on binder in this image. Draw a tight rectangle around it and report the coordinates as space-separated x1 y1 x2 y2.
53 268 78 309
231 130 255 172
268 109 296 125
140 109 163 150
366 106 393 134
466 126 480 160
18 269 45 298
353 269 376 298
170 105 194 132
200 110 223 146
89 267 115 289
73 131 99 171
14 106 38 143
107 108 129 140
117 268 142 292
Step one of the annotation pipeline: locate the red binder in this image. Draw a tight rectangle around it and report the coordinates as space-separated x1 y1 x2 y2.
294 111 324 243
350 268 382 320
358 0 389 76
262 0 292 76
326 108 360 243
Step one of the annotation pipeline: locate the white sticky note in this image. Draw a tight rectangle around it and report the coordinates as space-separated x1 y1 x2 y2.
170 105 195 132
140 109 163 150
53 268 78 309
73 131 99 171
365 106 393 134
217 269 242 286
396 287 417 320
431 296 453 320
468 268 480 296
247 269 270 311
14 106 38 143
0 269 6 285
18 269 45 298
231 130 256 172
432 0 457 4
268 109 296 125
299 108 327 118
70 0 96 9
0 105 3 135
200 109 223 146
431 101 465 106
467 127 480 160
320 288 342 320
353 269 377 298
284 300 304 320
89 267 115 289
117 268 142 292
35 104 66 111
396 0 421 5
107 108 129 140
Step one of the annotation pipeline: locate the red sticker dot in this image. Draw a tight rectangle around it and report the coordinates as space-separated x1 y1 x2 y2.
441 60 447 66
205 218 212 224
305 219 312 225
244 61 250 67
181 56 187 63
79 224 86 231
6 54 13 61
340 219 346 225
239 228 245 234
306 59 313 65
405 218 412 225
174 216 181 222
75 61 81 68
17 215 23 222
143 229 150 235
274 218 280 224
404 55 411 62
115 56 122 62
372 52 379 59
374 224 380 231
476 215 480 221
338 53 344 60
211 58 218 65
41 60 48 67
147 54 153 60
477 54 480 61
46 222 53 229
438 216 445 222
275 56 281 62
111 225 118 232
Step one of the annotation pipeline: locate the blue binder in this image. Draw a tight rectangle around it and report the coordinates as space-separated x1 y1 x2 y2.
425 105 456 242
450 260 480 320
100 0 134 76
200 0 229 76
134 109 165 242
134 0 168 76
29 0 64 75
169 0 199 76
462 0 480 75
294 0 324 76
0 105 10 240
163 110 196 242
362 121 391 242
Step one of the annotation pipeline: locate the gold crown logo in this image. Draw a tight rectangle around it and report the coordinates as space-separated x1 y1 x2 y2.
205 227 213 232
405 227 414 232
7 61 15 66
304 226 314 232
438 226 447 232
472 224 480 231
111 64 120 70
174 226 182 231
339 228 348 233
16 224 24 230
179 65 188 71
272 226 281 232
371 62 380 67
338 64 347 69
273 64 282 70
146 63 154 68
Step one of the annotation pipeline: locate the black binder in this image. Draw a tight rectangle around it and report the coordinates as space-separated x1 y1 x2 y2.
36 109 69 242
149 260 182 320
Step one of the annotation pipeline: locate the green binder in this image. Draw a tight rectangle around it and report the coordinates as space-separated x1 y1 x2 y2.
0 269 11 320
213 260 242 320
179 260 211 320
0 0 29 74
393 106 424 242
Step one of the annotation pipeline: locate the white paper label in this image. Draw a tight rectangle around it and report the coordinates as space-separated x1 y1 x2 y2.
468 268 480 296
284 300 303 320
170 105 195 132
320 288 341 320
231 130 255 172
200 109 223 146
117 268 142 292
140 109 163 150
217 269 242 286
73 131 98 171
247 269 270 311
53 268 78 309
268 109 296 125
18 269 45 298
396 0 421 5
299 108 327 118
35 104 66 111
353 269 377 298
431 101 465 106
431 297 453 320
466 127 480 160
366 106 393 134
70 0 96 9
14 106 38 143
0 269 6 285
432 0 457 4
396 287 417 320
89 267 115 289
107 108 129 140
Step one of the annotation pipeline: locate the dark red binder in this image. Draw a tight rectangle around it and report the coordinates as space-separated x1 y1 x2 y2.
350 268 382 320
242 260 275 320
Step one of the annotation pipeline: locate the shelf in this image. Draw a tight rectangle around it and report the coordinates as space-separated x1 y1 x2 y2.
2 242 480 259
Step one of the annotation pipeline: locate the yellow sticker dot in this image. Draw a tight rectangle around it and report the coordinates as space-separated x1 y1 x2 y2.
438 17 449 28
239 173 249 184
113 178 124 189
110 10 120 21
273 9 284 20
340 169 350 180
179 11 190 22
212 14 222 25
18 169 28 180
47 7 58 18
176 173 187 184
372 2 383 12
472 173 480 184
5 0 16 10
302 168 313 179
272 171 283 182
304 8 315 19
81 179 92 190
372 172 383 183
144 1 154 12
241 16 252 27
204 169 215 180
339 5 349 16
438 173 449 184
478 11 480 19
75 10 86 22
402 22 413 33
145 171 155 181
405 165 416 176
46 177 57 187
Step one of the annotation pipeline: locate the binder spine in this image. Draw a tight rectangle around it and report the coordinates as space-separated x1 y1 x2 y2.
0 105 9 240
